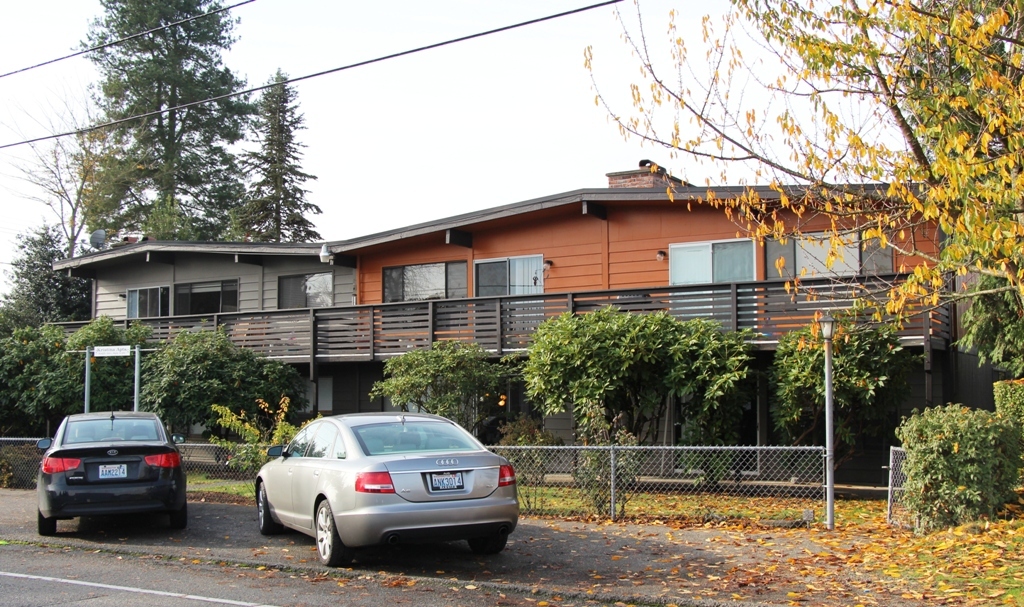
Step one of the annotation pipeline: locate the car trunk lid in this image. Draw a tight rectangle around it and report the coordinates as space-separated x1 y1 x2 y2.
383 453 501 502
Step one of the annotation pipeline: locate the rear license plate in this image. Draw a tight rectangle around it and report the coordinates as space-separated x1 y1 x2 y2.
99 464 127 479
430 472 464 491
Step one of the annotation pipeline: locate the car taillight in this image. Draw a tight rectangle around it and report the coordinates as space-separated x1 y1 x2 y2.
144 452 181 468
498 464 516 487
355 471 395 493
41 457 81 474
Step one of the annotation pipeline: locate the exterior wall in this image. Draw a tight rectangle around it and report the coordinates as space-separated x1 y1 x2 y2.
172 254 263 312
261 257 356 310
95 263 176 320
356 202 768 304
92 253 356 320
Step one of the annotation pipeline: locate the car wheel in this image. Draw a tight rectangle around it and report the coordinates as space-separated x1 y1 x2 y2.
257 483 283 535
168 502 188 530
468 530 508 555
315 500 352 566
37 510 57 536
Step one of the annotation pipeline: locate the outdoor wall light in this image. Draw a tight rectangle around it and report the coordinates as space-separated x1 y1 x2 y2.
319 244 333 264
543 259 554 270
656 250 666 261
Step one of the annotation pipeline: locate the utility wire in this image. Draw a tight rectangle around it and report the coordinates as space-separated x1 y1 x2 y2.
0 0 622 151
0 0 257 80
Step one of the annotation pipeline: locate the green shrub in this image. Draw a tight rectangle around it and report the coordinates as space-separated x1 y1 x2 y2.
0 443 41 489
995 380 1024 429
896 404 1022 530
496 416 563 512
573 429 640 518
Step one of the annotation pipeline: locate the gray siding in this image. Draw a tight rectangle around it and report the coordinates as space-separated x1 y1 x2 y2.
91 253 355 320
170 254 263 313
95 264 175 320
261 258 356 310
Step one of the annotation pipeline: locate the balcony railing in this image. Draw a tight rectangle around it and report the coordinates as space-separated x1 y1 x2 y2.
58 275 951 363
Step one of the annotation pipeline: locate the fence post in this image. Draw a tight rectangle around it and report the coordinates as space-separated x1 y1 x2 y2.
609 445 617 521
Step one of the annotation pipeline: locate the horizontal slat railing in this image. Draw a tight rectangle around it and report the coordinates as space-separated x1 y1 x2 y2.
56 275 950 362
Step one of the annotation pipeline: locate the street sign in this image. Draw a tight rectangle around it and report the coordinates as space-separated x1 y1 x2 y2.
93 345 132 357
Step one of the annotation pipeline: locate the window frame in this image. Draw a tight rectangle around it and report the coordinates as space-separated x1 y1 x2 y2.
473 254 545 297
173 279 239 316
126 285 170 319
668 238 756 286
277 271 335 309
764 232 893 280
382 260 468 303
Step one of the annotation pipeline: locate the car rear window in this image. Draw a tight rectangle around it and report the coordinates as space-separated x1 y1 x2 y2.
64 418 162 444
353 421 477 456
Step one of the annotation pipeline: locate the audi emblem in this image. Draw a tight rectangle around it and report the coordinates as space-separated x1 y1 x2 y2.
435 458 459 466
107 449 119 456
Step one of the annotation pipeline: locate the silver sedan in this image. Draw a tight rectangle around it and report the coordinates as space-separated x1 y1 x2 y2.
255 412 518 566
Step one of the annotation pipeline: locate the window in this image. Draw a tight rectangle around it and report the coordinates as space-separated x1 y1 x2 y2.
669 240 755 285
278 272 333 309
174 280 238 315
765 233 893 279
286 426 313 458
306 423 339 459
127 286 169 319
383 261 467 302
474 256 544 296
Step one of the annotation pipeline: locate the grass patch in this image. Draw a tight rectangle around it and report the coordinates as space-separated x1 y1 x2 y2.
187 472 253 498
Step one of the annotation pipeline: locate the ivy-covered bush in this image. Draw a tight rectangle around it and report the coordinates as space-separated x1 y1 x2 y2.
772 318 917 465
994 380 1024 429
896 405 1022 530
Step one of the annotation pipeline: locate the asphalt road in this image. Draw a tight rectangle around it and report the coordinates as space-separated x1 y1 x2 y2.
0 489 925 607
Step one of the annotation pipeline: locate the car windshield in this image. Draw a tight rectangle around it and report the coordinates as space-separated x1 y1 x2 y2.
64 418 162 444
353 421 477 456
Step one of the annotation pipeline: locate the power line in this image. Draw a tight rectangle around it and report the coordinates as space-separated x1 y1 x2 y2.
0 0 256 80
0 0 623 151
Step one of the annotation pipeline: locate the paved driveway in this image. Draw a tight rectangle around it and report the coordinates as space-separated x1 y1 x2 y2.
0 489 930 606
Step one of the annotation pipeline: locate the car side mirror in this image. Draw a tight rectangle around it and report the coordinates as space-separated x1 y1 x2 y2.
36 438 52 450
171 434 186 445
267 445 284 458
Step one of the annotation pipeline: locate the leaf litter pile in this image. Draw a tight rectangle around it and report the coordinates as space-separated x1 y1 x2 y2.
506 495 1024 607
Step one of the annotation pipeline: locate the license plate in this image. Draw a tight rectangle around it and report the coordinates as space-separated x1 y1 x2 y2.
99 464 127 479
430 472 464 491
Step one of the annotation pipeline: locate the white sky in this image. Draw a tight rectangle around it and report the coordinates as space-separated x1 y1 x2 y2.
0 0 733 294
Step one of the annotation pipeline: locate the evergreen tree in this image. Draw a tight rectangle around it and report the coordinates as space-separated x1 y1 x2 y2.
85 0 253 240
235 70 321 242
0 226 91 336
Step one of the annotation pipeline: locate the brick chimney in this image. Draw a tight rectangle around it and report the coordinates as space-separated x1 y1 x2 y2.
606 159 687 188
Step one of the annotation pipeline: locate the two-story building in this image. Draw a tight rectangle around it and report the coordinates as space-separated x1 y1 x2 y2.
54 163 994 482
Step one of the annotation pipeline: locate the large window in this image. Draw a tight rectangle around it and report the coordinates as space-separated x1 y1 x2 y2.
669 240 755 285
127 286 169 319
174 280 238 315
475 256 544 296
765 233 893 279
383 261 467 302
278 272 334 309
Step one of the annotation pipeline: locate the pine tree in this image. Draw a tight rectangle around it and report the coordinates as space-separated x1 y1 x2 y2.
85 0 253 240
235 70 321 242
0 226 91 336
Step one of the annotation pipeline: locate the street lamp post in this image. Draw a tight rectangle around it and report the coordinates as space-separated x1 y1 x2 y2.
820 312 836 530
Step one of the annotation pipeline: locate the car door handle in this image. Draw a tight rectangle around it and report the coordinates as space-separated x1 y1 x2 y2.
313 470 320 477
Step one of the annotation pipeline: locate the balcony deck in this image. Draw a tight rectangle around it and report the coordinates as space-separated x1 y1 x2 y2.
58 275 950 364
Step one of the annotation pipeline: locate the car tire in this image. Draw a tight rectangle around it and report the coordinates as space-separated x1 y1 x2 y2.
468 530 508 555
37 510 57 536
169 502 188 530
315 500 352 567
257 483 283 535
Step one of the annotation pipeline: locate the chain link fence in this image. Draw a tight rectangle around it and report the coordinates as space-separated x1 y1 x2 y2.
491 445 825 522
886 446 914 528
3 439 826 522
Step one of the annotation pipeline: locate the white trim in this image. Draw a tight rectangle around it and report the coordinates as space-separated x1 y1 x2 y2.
473 254 544 296
668 238 756 285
